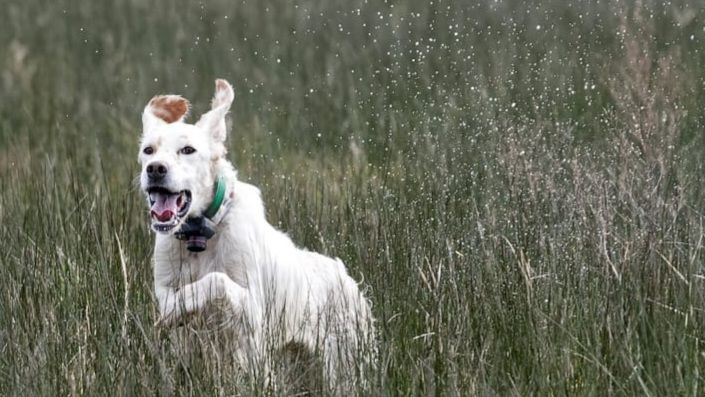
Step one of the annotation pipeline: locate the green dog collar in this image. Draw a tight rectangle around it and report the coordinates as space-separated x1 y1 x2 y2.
204 175 226 219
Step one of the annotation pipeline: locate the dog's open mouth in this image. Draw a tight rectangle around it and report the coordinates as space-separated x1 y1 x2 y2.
147 187 192 232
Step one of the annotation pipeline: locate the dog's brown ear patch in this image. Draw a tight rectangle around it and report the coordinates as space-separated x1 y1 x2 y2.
148 95 190 123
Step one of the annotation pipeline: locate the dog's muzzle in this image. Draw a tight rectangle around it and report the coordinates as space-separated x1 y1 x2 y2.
147 187 192 232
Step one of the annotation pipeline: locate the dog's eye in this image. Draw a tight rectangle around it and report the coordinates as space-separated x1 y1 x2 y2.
143 146 154 155
179 146 196 155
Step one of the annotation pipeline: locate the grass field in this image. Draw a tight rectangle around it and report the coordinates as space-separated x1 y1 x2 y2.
3 0 705 395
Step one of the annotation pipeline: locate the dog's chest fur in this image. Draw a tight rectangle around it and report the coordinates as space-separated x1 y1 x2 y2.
153 225 249 290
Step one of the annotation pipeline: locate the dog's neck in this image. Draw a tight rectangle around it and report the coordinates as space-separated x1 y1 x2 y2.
174 176 231 252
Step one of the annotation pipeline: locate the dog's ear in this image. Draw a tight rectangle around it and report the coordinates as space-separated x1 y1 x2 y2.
143 95 191 130
196 79 234 142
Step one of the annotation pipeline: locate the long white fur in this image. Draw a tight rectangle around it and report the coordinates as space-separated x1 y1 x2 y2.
138 79 375 391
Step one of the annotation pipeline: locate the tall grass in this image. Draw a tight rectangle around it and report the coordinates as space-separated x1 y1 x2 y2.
2 0 705 395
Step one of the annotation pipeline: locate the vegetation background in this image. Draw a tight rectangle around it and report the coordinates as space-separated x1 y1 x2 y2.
2 0 705 395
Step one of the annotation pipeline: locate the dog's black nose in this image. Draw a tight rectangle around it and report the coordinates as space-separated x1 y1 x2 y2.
146 162 168 180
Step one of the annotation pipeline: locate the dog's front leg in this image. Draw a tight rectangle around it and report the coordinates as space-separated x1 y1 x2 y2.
155 271 246 327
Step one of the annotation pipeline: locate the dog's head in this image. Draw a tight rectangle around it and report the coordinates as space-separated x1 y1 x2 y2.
138 79 234 234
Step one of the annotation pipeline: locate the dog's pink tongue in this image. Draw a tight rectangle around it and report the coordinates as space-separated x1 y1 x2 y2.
150 193 179 222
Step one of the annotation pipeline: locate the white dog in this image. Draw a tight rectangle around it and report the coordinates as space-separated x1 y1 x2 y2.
138 79 375 391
